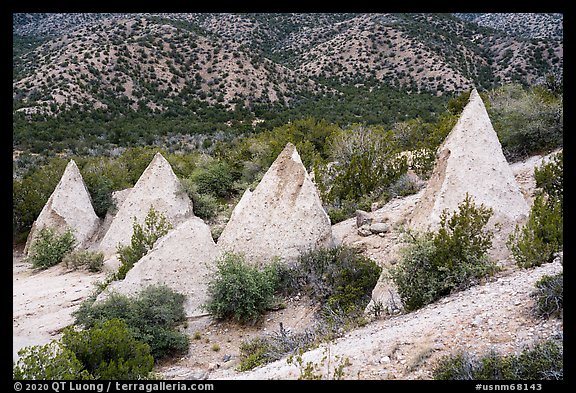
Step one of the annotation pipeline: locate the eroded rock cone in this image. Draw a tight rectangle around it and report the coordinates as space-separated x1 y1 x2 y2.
97 216 219 317
407 88 529 259
217 143 334 266
24 160 99 255
98 152 193 257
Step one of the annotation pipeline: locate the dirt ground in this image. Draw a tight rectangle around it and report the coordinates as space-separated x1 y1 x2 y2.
12 245 106 360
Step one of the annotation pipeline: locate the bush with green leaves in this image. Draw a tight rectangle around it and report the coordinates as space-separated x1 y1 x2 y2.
189 159 238 199
85 176 115 218
534 152 563 206
62 318 154 380
316 124 408 204
74 285 189 360
508 195 563 268
204 252 281 324
433 339 563 380
293 245 382 320
116 206 173 280
62 250 104 272
238 336 283 371
13 341 90 380
531 273 563 319
27 227 76 269
181 179 220 221
391 195 497 311
508 152 563 268
488 84 563 161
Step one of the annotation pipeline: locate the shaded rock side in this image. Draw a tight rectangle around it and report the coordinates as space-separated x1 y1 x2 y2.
98 152 193 256
98 217 220 317
407 88 529 259
24 160 100 255
217 143 334 266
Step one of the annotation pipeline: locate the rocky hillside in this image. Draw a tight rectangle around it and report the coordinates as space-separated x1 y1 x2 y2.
13 16 325 116
13 13 563 117
453 13 563 40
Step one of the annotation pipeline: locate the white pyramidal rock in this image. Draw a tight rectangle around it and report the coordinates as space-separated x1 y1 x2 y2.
97 216 219 317
24 160 100 255
98 152 193 256
408 88 529 258
217 143 334 266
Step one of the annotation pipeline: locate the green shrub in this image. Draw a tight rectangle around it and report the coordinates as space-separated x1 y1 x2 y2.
534 152 563 206
508 153 563 268
511 340 563 380
62 318 154 380
433 339 563 380
326 196 372 225
488 84 563 161
508 196 562 268
181 179 220 220
27 227 76 269
85 176 115 218
391 195 497 311
116 206 173 280
293 245 382 320
531 273 563 319
238 337 281 371
317 124 408 204
189 160 237 198
13 341 90 380
73 285 189 360
408 148 437 180
204 252 280 324
63 250 104 272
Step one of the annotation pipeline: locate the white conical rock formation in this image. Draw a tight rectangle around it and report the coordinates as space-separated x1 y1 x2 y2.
408 88 529 258
217 143 334 266
98 152 193 256
24 160 99 255
97 216 219 317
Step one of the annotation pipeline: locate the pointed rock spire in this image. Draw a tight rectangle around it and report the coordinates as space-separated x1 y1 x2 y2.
217 143 334 266
98 152 193 256
97 216 219 317
408 88 529 258
24 160 99 255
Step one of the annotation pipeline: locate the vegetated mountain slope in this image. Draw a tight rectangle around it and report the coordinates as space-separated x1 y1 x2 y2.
166 13 359 66
13 16 327 116
13 13 563 119
296 14 474 94
453 13 563 40
13 13 123 37
179 13 562 93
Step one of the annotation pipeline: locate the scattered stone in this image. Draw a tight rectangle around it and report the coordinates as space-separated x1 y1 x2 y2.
358 225 372 237
356 210 373 228
370 223 390 234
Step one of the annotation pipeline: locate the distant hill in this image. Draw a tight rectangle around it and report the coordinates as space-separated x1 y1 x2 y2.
453 13 563 40
12 13 563 147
